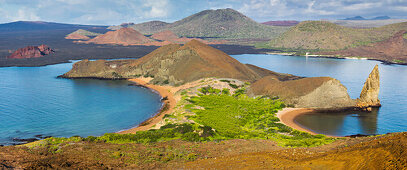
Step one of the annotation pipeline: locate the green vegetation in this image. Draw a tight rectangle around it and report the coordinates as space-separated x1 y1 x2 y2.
393 59 404 63
187 86 335 147
29 86 335 152
403 33 407 39
67 29 101 36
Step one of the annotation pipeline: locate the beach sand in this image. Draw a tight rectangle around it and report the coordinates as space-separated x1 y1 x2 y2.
276 108 318 135
117 78 176 134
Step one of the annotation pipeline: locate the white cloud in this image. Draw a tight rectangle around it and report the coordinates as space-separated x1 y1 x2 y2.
143 0 170 18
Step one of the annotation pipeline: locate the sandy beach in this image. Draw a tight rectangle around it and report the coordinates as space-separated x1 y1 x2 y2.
117 78 176 134
276 108 318 135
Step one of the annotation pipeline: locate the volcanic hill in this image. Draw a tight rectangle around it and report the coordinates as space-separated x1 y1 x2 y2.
61 40 261 85
321 30 407 63
85 28 153 45
65 29 101 40
108 21 169 35
269 21 407 50
7 45 54 59
109 8 288 39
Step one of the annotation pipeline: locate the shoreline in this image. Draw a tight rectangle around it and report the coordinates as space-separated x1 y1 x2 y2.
276 108 341 138
117 78 176 134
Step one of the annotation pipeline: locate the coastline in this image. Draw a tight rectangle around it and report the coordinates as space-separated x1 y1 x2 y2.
117 78 176 134
276 108 318 135
276 108 341 138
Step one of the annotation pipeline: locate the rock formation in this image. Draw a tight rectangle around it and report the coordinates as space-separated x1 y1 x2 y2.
248 76 355 109
7 45 54 59
356 65 381 110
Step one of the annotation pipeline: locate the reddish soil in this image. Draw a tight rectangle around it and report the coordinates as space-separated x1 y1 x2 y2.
1 133 406 169
7 45 54 59
65 33 90 40
322 30 407 63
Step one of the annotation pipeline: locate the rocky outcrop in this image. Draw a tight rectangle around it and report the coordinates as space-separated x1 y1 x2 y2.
356 65 381 110
7 45 54 59
248 76 355 109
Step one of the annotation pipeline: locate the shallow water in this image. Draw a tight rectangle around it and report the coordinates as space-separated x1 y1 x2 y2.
233 54 407 136
0 62 162 145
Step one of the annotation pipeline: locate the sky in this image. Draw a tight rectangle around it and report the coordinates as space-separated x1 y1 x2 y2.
0 0 407 25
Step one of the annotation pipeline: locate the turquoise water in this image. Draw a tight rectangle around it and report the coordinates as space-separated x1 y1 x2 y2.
0 62 162 145
234 54 407 136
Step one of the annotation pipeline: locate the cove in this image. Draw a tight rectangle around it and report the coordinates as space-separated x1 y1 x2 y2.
0 62 162 145
234 54 407 136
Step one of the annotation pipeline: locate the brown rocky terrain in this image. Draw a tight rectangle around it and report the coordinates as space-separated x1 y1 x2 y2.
1 132 406 169
321 30 407 63
7 45 54 59
85 28 154 45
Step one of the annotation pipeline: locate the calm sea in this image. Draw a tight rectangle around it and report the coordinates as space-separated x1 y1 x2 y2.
0 62 162 145
234 54 407 136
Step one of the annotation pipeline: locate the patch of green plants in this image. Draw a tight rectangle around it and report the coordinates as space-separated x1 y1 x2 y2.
185 86 336 147
403 33 407 39
111 72 122 79
393 59 404 63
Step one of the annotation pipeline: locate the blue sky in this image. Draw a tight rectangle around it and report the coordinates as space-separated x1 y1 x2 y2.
1 0 407 25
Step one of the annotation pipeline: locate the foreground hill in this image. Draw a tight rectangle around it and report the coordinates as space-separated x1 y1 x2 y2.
321 30 407 63
269 21 407 50
109 8 288 39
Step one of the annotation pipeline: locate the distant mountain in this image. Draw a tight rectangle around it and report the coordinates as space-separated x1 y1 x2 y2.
269 21 407 50
108 8 288 39
65 29 101 40
321 30 407 63
108 21 169 34
344 16 366 20
261 21 299 26
342 16 391 20
86 28 153 45
371 16 391 20
67 29 101 36
0 21 107 32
